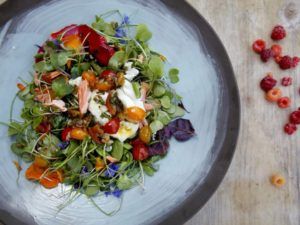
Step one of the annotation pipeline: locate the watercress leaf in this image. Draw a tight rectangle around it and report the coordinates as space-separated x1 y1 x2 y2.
34 61 54 73
165 104 176 114
170 106 185 118
150 120 164 134
52 76 74 98
67 157 82 173
153 84 166 97
71 66 80 78
117 174 133 190
132 82 141 98
149 56 164 78
168 68 180 83
32 116 43 129
85 184 99 197
7 122 25 136
123 143 132 150
142 164 156 176
160 95 171 109
111 140 123 161
57 52 71 66
108 51 126 69
157 111 171 125
79 62 91 72
21 153 34 163
91 61 103 75
136 24 152 42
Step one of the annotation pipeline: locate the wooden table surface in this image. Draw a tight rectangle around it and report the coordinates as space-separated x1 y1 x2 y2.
1 0 300 225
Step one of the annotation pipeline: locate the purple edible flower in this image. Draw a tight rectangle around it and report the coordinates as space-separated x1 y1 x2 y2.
121 15 130 25
74 182 82 189
81 166 89 174
57 141 70 150
104 164 120 178
105 188 123 198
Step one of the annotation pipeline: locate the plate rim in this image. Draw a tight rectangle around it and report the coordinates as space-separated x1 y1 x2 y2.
0 0 241 225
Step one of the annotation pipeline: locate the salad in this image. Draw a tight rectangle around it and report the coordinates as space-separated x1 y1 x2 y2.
5 11 195 208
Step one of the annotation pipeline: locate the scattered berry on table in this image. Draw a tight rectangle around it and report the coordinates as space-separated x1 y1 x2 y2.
279 55 293 70
277 97 291 108
289 110 300 124
271 44 282 57
266 88 282 102
281 76 292 86
284 123 297 135
274 55 282 64
260 49 273 62
252 39 266 53
292 56 300 67
260 74 277 92
271 25 286 41
270 174 286 187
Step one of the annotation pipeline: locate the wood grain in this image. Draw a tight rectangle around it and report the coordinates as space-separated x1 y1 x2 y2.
185 0 300 225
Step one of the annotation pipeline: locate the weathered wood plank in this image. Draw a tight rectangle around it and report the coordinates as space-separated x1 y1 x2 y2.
186 0 300 225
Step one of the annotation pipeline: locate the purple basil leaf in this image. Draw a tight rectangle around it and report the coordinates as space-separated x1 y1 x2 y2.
149 139 169 156
169 118 195 142
173 130 194 142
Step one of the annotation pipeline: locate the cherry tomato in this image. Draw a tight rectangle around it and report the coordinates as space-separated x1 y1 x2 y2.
100 70 117 79
70 128 89 140
82 71 96 88
95 80 113 91
124 107 146 122
139 126 152 144
36 122 51 134
88 124 104 144
61 127 72 141
17 83 26 91
132 143 149 161
106 92 117 116
102 118 120 134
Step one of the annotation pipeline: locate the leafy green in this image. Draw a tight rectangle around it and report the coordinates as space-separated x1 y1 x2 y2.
136 24 152 42
117 174 133 190
52 76 74 98
132 82 141 98
108 51 126 69
150 120 164 133
111 140 123 161
50 52 71 68
142 164 156 176
85 184 100 197
170 106 185 118
168 68 180 83
34 61 54 73
149 56 164 78
92 16 116 36
157 111 171 125
153 84 166 97
160 95 171 109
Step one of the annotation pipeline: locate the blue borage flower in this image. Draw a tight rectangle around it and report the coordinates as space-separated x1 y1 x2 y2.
104 163 119 178
57 141 70 150
81 166 89 174
105 188 123 198
121 15 130 26
115 27 127 38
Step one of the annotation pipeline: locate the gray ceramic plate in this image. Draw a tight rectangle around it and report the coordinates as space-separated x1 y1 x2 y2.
0 0 240 225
